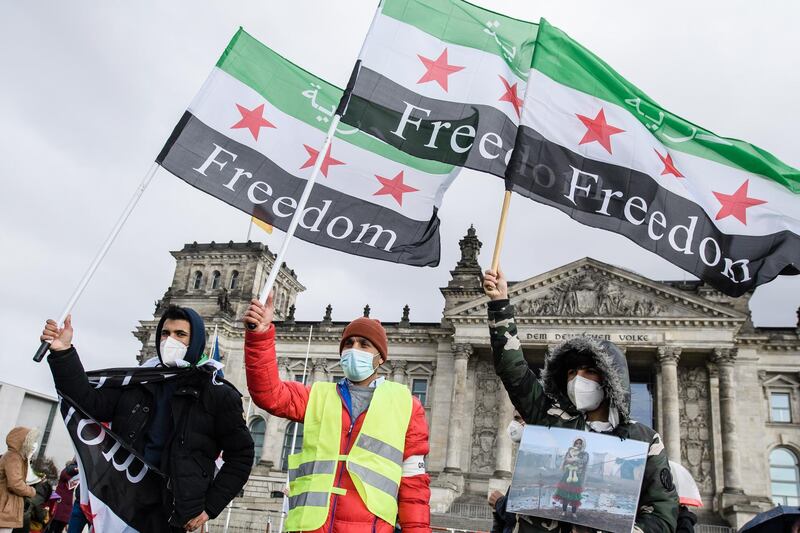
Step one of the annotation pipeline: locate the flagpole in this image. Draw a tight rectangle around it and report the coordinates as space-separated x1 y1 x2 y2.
490 190 512 273
247 116 340 329
278 325 313 533
33 162 160 362
246 217 254 242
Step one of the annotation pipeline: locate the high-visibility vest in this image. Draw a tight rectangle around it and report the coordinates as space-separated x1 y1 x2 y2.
285 380 413 531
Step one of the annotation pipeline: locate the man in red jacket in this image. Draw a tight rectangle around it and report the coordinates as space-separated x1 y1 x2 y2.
243 297 431 533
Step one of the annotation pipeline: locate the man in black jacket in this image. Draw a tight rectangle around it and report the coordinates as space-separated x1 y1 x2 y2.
40 306 254 532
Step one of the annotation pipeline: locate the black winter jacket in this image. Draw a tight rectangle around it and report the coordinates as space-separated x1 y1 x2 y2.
47 347 254 524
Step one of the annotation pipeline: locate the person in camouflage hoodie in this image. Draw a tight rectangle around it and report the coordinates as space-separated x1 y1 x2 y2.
483 269 678 533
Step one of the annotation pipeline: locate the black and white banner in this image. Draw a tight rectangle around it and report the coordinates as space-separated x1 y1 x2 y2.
59 368 188 532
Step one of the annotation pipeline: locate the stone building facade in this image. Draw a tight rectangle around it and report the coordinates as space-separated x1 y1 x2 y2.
134 232 800 530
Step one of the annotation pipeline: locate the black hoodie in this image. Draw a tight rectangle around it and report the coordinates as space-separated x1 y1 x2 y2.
154 306 206 366
145 307 208 465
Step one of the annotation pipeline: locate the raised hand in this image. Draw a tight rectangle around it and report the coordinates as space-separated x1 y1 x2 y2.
40 315 74 351
242 293 274 333
483 268 508 301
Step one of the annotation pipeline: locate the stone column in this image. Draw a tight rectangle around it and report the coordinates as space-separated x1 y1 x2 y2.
657 346 682 462
391 360 407 385
312 359 328 384
493 387 515 478
444 343 472 473
711 348 744 493
259 412 274 467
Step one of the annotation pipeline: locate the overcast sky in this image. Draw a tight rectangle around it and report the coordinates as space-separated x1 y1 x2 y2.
1 1 798 397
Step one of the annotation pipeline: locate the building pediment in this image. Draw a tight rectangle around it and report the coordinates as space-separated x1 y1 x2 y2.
446 257 745 325
762 374 800 389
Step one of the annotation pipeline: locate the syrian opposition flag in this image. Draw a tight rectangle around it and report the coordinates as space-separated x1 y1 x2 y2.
339 0 538 178
58 368 190 532
506 19 800 296
158 29 460 267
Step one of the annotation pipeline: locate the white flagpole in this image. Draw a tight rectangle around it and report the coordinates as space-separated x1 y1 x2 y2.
34 161 160 361
278 325 313 533
250 116 340 316
246 217 254 242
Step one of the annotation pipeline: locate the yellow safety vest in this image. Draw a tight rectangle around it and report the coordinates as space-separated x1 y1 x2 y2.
285 380 413 531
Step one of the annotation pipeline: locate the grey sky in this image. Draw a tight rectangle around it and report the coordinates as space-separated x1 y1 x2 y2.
1 1 798 396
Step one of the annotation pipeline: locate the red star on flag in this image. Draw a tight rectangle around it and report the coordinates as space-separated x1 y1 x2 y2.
498 75 523 117
300 144 345 177
712 179 766 225
654 149 684 178
417 49 465 92
230 103 276 141
373 171 419 206
576 108 625 154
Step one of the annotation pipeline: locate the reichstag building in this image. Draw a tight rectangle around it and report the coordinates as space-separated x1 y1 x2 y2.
133 228 799 531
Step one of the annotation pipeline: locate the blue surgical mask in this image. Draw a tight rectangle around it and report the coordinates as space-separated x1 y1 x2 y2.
340 348 377 382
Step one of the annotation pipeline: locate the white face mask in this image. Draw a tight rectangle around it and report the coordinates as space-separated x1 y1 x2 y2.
160 336 189 367
507 420 524 444
567 375 605 412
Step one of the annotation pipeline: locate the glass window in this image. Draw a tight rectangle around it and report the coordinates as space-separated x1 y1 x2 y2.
630 382 653 427
412 379 428 406
330 374 344 383
281 422 304 471
211 271 221 289
770 448 800 506
249 417 266 465
771 393 792 423
294 374 307 385
230 270 239 290
192 271 203 290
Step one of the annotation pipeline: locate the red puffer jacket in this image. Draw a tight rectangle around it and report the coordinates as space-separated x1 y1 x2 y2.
245 326 432 533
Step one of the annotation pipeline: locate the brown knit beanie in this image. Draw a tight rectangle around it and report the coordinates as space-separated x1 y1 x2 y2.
339 317 389 360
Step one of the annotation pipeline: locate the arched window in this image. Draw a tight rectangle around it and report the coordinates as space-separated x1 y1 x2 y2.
192 271 203 290
281 422 304 471
249 417 266 465
770 448 800 506
229 270 239 290
211 270 221 289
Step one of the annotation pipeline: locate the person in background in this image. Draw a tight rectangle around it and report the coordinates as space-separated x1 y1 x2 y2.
46 460 78 533
0 427 38 533
20 477 54 533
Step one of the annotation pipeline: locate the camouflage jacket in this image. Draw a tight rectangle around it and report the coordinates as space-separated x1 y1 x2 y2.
488 299 678 533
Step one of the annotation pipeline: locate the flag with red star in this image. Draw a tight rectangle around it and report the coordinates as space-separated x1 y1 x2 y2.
338 0 539 179
158 29 461 266
506 19 799 296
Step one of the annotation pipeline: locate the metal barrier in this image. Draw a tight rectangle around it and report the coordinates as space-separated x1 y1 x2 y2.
445 502 494 520
696 525 736 533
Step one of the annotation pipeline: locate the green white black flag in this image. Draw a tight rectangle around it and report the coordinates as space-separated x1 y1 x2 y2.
507 19 800 296
158 29 460 266
340 0 538 178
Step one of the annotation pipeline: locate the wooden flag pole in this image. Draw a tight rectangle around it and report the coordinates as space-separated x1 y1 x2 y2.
246 116 341 330
490 190 512 273
33 162 159 362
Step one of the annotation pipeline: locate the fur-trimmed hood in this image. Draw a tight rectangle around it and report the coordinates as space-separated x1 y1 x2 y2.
540 336 631 423
5 426 39 457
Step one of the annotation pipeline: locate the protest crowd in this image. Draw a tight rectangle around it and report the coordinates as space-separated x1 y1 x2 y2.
5 0 799 532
